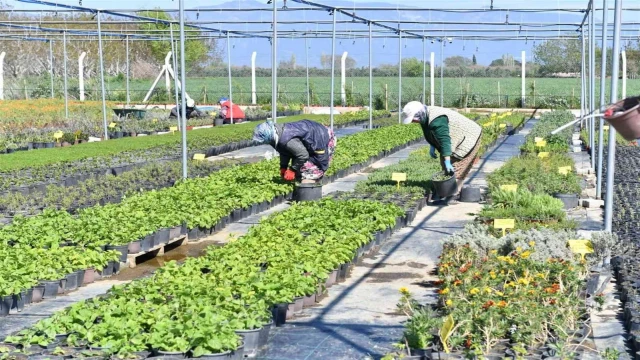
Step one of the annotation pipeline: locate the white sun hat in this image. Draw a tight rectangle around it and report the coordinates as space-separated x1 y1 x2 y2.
401 101 428 124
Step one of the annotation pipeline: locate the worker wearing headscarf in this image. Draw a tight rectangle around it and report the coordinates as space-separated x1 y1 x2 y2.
253 120 337 182
402 101 482 179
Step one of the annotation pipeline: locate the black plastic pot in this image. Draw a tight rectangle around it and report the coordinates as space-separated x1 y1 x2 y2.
0 295 12 316
64 272 79 292
100 263 114 277
23 288 33 305
141 234 154 251
187 228 199 242
155 350 186 359
156 228 171 245
194 351 232 359
272 303 288 326
32 285 45 303
105 244 128 263
293 183 322 202
128 240 142 254
75 270 86 288
235 328 261 357
214 118 224 127
460 186 482 203
431 173 457 198
41 280 59 299
554 193 579 209
169 226 182 240
44 142 55 149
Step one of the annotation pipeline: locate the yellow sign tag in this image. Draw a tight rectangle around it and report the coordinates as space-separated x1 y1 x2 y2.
483 121 495 128
392 173 407 189
538 152 550 159
53 131 64 140
499 123 507 129
193 154 206 161
500 184 518 192
152 118 158 123
534 137 543 142
109 122 117 129
535 140 547 147
567 239 594 260
558 166 572 175
494 219 515 237
440 314 455 354
603 125 610 131
169 126 178 133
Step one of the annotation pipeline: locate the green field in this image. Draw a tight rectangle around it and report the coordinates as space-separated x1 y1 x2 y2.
16 76 639 109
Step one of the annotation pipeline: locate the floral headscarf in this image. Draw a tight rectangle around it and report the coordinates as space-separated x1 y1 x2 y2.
253 121 278 146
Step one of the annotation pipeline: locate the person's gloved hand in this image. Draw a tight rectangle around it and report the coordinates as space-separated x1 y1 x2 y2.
429 145 437 159
280 168 287 178
283 169 296 181
444 159 455 175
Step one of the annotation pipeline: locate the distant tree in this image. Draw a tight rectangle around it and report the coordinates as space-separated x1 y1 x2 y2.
472 54 477 65
444 56 472 67
279 54 298 69
320 53 357 70
138 10 214 68
401 57 428 77
533 38 581 75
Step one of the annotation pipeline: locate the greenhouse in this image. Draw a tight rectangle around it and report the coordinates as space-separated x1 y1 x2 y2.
0 0 639 359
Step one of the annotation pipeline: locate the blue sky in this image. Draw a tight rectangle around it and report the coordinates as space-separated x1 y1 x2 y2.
4 0 629 68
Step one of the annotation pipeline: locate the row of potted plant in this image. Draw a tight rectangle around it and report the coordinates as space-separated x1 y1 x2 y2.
520 111 575 154
0 110 392 193
3 198 405 358
0 124 425 311
476 112 528 157
0 159 230 220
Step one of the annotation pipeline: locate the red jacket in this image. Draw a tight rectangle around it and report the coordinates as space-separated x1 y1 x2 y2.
220 101 245 119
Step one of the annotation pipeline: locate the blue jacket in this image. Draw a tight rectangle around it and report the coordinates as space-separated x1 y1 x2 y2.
277 120 331 171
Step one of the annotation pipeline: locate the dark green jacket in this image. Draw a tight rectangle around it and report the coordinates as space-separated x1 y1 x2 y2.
419 115 452 157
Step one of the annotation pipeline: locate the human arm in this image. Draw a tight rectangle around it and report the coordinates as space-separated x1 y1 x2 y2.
283 138 310 172
428 116 452 157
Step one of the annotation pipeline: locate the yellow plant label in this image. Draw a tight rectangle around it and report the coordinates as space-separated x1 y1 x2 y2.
538 152 550 159
568 239 593 260
483 121 495 127
558 166 572 175
169 126 178 132
500 184 518 192
109 122 117 129
193 154 206 161
494 219 515 229
152 118 158 123
53 131 64 140
499 123 507 129
535 140 547 147
603 125 610 131
534 137 543 142
392 172 407 189
392 173 407 182
440 314 455 353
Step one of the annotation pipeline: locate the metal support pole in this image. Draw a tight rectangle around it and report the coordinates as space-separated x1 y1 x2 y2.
305 37 310 110
422 38 426 103
368 22 372 130
126 35 130 106
398 29 402 123
227 31 234 124
580 28 586 127
430 52 435 106
49 40 54 99
329 10 336 130
440 40 444 107
521 51 526 108
604 0 622 232
97 11 108 140
589 8 596 170
596 0 608 199
169 24 181 130
621 50 627 99
179 0 188 179
63 31 68 119
272 0 278 124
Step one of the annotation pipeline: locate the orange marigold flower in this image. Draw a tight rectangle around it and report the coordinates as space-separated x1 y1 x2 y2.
482 301 495 310
497 300 508 308
439 288 450 295
453 280 462 286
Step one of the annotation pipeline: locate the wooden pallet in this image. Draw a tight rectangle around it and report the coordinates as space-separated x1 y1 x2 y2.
126 235 188 268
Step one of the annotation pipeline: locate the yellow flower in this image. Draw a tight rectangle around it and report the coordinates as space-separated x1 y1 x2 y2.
495 291 504 296
490 271 497 279
439 288 450 295
516 246 522 252
446 299 453 306
529 241 536 247
490 250 498 254
469 288 480 295
521 251 531 259
535 273 545 279
484 287 492 294
399 287 409 294
517 278 530 286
